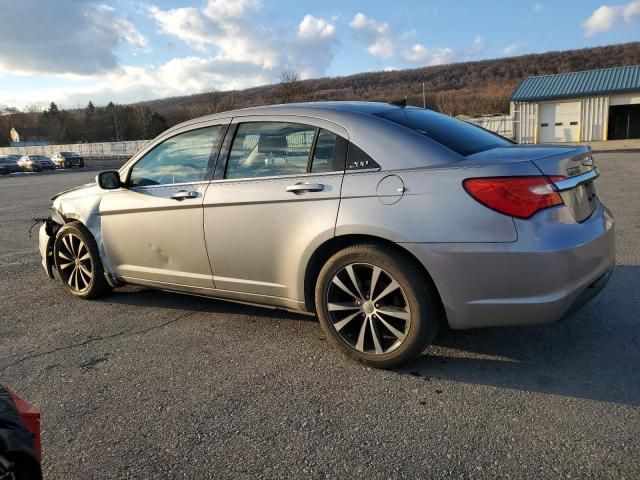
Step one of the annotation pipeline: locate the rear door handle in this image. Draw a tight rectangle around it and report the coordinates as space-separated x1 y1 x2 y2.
171 190 199 200
285 183 325 193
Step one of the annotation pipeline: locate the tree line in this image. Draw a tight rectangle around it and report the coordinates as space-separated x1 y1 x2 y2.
0 101 168 146
2 42 639 146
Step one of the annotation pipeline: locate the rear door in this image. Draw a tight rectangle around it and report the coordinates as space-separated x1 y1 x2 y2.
202 116 348 302
100 121 228 289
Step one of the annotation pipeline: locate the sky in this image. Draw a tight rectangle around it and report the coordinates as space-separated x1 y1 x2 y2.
0 0 639 109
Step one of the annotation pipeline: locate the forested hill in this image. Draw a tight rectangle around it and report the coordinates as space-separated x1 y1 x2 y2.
2 42 639 145
142 42 640 125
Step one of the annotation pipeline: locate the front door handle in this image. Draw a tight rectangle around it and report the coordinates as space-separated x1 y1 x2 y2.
171 190 198 200
285 183 325 193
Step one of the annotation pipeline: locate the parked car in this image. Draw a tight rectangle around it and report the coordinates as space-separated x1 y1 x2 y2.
50 151 84 169
0 155 22 175
17 155 55 172
37 102 614 368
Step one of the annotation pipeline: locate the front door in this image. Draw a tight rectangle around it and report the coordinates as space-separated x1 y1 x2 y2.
100 123 227 289
203 118 348 303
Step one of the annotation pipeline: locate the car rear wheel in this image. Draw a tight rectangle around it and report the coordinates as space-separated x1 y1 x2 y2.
315 244 440 369
53 222 111 299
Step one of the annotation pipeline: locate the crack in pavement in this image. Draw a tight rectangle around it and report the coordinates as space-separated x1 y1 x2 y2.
0 311 200 372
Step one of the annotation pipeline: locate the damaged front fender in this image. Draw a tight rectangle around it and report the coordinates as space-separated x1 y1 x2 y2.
38 218 61 279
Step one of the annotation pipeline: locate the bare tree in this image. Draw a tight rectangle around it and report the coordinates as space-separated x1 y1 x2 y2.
277 70 307 104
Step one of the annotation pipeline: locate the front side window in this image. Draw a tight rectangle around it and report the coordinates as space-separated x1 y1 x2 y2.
226 122 318 179
129 126 223 187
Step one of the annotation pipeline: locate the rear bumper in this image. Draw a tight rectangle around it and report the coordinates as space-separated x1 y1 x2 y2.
403 202 615 329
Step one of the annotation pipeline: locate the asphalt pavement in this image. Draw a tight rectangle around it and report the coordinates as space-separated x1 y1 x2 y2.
0 153 638 479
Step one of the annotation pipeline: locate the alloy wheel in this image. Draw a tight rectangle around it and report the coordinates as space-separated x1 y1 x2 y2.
56 233 93 292
325 263 411 355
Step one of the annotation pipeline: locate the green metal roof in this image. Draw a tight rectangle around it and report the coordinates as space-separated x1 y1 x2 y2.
511 65 640 102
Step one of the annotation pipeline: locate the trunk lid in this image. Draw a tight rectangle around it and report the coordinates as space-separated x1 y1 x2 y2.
467 144 599 222
528 145 598 222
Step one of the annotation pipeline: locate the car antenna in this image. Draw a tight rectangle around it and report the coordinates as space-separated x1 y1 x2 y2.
391 72 425 108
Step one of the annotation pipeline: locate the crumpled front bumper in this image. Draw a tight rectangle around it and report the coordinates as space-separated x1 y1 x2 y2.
38 219 60 279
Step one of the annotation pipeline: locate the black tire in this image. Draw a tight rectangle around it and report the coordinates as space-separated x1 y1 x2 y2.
53 221 111 299
315 243 441 369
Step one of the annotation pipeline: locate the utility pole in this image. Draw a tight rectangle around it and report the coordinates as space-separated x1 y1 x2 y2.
422 82 426 109
113 111 120 141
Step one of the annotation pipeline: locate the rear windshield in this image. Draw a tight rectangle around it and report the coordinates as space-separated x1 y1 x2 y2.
376 108 511 156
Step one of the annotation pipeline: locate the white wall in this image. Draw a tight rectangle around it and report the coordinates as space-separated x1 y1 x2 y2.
610 94 640 106
581 96 609 142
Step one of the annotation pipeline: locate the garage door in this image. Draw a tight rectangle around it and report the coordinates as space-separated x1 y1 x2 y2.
539 101 580 143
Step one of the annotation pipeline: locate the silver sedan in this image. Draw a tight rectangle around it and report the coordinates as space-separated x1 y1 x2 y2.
38 102 615 368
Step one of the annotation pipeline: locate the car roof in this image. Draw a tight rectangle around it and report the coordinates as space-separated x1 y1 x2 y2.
149 101 459 170
174 101 401 129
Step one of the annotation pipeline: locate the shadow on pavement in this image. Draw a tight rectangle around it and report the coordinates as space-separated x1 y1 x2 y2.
103 285 316 323
101 267 639 406
404 265 640 406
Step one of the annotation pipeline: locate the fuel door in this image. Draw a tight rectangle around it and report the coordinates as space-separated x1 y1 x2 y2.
376 174 405 205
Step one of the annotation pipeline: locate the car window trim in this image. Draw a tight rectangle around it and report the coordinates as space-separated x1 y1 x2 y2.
210 170 344 184
125 123 228 188
222 121 319 180
214 123 238 180
306 128 320 173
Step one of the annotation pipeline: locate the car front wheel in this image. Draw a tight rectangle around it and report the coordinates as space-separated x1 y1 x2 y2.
53 222 111 299
315 244 440 369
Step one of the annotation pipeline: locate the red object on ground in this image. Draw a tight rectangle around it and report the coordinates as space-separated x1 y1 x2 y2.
6 390 41 461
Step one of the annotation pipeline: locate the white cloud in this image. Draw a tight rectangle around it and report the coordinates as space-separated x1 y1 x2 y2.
533 3 543 12
351 12 476 65
405 44 429 63
0 0 149 75
624 0 640 20
0 57 275 109
1 1 339 109
350 12 390 35
466 35 488 57
349 12 394 58
430 48 456 65
297 15 336 40
92 5 150 52
404 44 455 65
147 2 338 81
404 34 484 66
368 37 395 58
203 0 261 21
583 1 640 36
147 5 218 52
502 42 523 55
584 5 621 36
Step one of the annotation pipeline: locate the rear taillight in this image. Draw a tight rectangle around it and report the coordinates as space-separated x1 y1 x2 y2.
463 176 564 219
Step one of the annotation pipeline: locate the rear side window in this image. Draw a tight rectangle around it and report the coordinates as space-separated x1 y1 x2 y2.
311 130 348 173
377 108 511 156
225 123 348 179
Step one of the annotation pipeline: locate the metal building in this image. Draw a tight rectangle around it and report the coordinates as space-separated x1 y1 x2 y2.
511 65 640 144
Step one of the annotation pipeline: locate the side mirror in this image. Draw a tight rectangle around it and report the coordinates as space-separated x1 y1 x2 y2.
96 171 122 190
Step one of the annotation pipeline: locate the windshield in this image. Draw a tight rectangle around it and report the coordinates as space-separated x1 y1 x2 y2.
376 108 511 156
